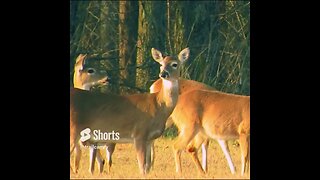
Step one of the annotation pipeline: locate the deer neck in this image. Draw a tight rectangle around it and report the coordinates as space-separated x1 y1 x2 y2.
157 79 179 108
81 83 95 90
74 82 91 91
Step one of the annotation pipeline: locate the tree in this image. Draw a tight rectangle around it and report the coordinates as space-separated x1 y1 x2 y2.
119 1 139 94
98 1 119 93
136 1 166 91
70 0 250 95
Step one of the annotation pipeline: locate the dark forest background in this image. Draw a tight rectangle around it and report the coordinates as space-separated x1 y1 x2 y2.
70 0 250 95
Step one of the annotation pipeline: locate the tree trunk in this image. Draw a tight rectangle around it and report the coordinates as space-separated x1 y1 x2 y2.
99 1 119 94
167 1 190 55
136 1 166 91
119 1 138 94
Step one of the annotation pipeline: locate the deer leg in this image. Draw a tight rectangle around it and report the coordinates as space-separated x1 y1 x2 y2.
89 144 97 174
173 126 197 174
187 145 205 174
74 143 81 174
95 149 105 173
70 142 75 173
134 138 147 175
239 134 249 176
150 141 155 169
217 139 235 174
105 143 116 174
201 140 209 173
145 141 153 173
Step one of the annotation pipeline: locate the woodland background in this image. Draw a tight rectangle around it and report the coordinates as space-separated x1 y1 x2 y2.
70 0 250 96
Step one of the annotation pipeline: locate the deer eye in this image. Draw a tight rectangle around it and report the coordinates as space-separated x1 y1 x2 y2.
171 63 178 68
87 69 95 74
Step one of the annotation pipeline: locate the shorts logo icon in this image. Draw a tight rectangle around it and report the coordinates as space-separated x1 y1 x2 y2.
80 128 91 142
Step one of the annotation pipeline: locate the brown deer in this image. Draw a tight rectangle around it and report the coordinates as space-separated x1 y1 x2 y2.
73 54 110 91
149 78 214 172
171 89 250 176
70 48 190 174
150 79 237 175
71 54 110 174
88 79 215 173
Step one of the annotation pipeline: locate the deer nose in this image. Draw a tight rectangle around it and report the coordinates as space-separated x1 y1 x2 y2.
159 71 169 79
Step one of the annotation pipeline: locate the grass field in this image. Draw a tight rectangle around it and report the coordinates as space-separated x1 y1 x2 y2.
70 137 250 179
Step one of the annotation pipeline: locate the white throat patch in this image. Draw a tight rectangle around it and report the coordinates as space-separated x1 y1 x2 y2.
162 79 178 90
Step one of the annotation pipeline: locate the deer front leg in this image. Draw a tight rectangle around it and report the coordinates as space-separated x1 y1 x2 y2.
95 149 105 173
89 144 97 174
74 143 81 174
150 141 155 170
134 138 147 175
145 141 153 173
105 143 116 174
70 142 76 173
87 145 105 174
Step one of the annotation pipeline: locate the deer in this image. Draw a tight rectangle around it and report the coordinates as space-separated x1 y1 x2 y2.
71 54 110 174
70 48 190 175
73 54 110 91
170 89 250 176
149 79 238 175
149 78 213 172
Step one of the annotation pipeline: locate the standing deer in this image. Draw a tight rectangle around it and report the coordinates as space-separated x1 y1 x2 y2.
149 78 214 172
71 54 110 174
70 48 190 174
171 89 250 176
150 79 238 175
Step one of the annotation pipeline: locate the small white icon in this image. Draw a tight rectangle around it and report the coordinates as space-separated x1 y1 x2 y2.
80 128 91 142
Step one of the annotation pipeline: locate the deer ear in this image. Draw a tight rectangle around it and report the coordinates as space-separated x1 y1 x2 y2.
76 54 87 63
151 48 163 63
75 54 87 70
178 48 190 63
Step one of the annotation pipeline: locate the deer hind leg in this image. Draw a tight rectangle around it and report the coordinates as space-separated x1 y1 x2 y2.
201 139 209 173
173 125 199 174
187 134 207 174
239 134 250 176
187 144 205 175
217 139 235 174
105 143 115 174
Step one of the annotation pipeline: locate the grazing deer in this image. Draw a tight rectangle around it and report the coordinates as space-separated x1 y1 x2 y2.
70 48 190 174
71 54 110 174
171 89 250 176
